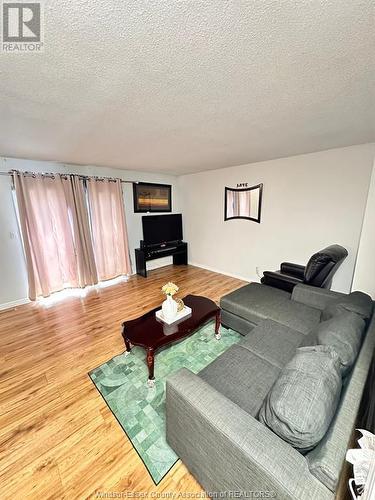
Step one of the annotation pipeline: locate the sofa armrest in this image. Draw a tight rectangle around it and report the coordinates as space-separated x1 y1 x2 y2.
166 368 331 500
280 262 306 279
261 271 303 293
292 283 346 311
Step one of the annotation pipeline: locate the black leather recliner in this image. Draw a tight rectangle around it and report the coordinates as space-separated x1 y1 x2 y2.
261 244 348 293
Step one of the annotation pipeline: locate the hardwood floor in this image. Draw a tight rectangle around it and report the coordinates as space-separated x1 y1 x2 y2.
0 265 245 499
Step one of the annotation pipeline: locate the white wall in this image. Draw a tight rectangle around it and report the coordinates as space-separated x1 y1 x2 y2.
179 144 375 293
1 143 374 308
0 157 181 308
352 158 375 297
0 173 29 308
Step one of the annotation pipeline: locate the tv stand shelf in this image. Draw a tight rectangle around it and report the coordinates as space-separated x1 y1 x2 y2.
135 242 188 278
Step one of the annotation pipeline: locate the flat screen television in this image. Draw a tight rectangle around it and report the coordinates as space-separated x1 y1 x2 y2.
142 214 183 246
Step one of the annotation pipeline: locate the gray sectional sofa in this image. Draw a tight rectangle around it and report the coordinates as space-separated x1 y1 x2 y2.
166 283 375 499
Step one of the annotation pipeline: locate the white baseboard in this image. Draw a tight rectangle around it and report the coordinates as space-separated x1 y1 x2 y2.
0 297 30 311
188 261 257 284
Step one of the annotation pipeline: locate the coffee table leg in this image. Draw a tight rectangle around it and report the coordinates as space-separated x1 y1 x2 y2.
215 310 221 340
124 338 132 356
121 325 132 357
147 348 155 387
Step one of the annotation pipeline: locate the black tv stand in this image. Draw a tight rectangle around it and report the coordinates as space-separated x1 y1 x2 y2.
135 241 188 277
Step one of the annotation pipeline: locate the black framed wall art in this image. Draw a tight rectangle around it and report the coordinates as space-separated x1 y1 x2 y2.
133 182 172 213
224 183 263 223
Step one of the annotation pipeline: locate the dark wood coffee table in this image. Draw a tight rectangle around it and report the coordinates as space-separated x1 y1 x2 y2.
121 295 221 387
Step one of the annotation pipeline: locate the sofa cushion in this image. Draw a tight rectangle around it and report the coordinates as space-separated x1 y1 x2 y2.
298 329 317 347
322 291 373 321
307 315 375 492
199 344 280 417
220 282 291 324
313 313 365 374
221 309 257 336
240 319 304 369
259 346 342 452
220 282 321 334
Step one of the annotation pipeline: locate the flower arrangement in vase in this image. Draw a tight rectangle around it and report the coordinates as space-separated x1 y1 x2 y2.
161 282 179 321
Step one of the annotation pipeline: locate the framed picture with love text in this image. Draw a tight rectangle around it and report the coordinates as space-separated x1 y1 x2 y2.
224 183 263 223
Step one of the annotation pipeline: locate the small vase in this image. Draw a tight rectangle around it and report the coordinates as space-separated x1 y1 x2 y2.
162 294 178 322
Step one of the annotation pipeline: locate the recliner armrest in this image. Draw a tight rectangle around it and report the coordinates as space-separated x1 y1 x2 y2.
280 262 306 279
261 271 303 293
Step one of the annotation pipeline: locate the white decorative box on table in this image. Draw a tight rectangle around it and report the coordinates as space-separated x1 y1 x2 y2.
155 306 192 325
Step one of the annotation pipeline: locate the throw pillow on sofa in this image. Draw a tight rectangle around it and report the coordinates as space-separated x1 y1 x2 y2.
259 345 342 453
322 291 373 322
313 312 364 375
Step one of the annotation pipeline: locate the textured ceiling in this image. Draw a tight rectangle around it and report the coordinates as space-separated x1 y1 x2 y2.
0 0 374 175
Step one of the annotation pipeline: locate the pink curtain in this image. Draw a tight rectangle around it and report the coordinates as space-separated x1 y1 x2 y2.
14 173 80 300
63 176 99 287
14 172 100 300
87 178 132 281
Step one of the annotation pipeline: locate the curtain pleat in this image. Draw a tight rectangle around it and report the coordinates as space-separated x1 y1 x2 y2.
13 173 79 300
87 178 132 281
62 176 99 287
14 171 132 299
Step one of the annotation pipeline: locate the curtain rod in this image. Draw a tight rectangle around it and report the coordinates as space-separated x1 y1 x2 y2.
0 170 136 184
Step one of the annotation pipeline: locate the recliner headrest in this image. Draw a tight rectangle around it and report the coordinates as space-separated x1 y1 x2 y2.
304 245 348 283
314 245 348 263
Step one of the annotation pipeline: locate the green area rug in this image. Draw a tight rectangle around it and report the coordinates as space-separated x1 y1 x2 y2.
89 323 241 484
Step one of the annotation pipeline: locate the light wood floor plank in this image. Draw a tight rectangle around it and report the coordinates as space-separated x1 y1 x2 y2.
0 265 245 498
